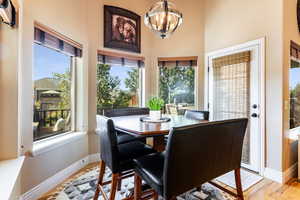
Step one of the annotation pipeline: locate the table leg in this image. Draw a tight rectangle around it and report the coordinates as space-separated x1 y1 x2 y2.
152 136 165 152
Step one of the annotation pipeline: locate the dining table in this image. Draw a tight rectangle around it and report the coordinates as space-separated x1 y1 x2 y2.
111 114 208 151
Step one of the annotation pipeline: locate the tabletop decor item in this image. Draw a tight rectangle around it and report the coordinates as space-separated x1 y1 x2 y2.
140 116 171 123
147 97 164 120
104 5 141 53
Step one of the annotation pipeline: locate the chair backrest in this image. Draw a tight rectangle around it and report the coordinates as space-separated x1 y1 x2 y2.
163 118 248 199
98 115 120 173
103 107 150 117
165 104 178 115
184 110 209 120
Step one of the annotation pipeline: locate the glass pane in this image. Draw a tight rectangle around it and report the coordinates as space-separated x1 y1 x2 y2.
97 63 140 114
33 43 72 141
290 60 300 129
212 62 250 164
159 66 195 115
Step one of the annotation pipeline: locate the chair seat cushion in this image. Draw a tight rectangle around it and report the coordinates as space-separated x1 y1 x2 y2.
118 141 157 172
133 152 165 196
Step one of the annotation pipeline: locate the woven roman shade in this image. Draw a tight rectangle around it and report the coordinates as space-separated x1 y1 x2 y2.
291 41 300 60
97 50 144 68
158 56 197 67
34 23 82 57
212 51 250 68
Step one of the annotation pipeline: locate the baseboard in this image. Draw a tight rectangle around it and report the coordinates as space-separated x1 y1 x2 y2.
89 153 100 163
20 155 91 200
264 163 298 184
264 167 283 183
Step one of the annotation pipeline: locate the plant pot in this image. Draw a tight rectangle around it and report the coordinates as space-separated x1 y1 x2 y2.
149 110 161 120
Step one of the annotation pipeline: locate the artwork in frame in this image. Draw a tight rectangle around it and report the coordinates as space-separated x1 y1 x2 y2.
104 5 141 53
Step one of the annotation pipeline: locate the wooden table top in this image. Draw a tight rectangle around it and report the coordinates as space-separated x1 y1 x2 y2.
111 114 208 136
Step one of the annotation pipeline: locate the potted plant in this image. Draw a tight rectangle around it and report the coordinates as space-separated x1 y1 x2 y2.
147 97 164 120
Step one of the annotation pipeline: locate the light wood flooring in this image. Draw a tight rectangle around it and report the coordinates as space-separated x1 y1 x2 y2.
39 163 300 200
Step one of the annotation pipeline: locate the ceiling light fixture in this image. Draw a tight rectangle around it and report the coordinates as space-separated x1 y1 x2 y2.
144 0 183 39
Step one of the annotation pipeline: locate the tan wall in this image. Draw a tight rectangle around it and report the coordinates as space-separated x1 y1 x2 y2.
0 22 19 160
283 0 299 170
150 0 205 109
204 0 284 171
19 0 90 193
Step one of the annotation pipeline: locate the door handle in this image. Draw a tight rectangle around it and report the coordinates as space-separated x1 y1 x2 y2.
251 113 259 118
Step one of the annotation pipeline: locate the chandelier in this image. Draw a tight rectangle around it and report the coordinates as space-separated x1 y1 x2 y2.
144 0 183 39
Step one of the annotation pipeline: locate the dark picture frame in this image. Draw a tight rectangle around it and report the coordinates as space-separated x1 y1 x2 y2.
104 5 141 53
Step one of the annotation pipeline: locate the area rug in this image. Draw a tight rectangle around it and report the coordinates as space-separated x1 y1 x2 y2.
42 165 235 200
216 169 263 191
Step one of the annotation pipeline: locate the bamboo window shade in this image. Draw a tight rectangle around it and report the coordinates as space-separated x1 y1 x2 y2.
158 56 198 67
97 50 145 68
34 23 82 57
211 51 251 121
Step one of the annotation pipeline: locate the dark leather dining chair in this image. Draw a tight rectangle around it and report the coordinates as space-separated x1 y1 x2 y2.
94 116 156 200
164 110 210 144
103 107 150 144
134 118 248 200
184 110 209 120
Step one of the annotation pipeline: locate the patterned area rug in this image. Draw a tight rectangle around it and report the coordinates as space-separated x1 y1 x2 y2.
41 165 235 200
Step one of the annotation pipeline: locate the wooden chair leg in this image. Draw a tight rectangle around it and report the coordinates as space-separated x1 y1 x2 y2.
153 191 159 200
109 173 119 200
94 160 106 200
234 168 244 200
134 173 142 200
196 184 202 191
117 178 122 191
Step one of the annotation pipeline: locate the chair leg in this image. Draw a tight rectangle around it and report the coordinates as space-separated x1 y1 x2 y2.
234 168 244 200
117 178 122 191
94 160 106 200
196 184 202 191
134 173 142 200
109 173 119 200
153 191 159 200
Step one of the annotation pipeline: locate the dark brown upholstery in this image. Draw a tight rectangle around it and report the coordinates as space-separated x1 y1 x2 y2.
134 118 248 200
103 107 149 144
103 107 150 117
94 116 156 200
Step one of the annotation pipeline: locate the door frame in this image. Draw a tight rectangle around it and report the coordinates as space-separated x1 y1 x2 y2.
204 38 265 175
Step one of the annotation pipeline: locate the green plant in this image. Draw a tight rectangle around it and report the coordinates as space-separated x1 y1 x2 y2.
147 97 164 111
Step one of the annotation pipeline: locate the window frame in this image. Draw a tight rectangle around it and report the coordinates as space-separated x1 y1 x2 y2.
33 42 77 142
289 56 300 131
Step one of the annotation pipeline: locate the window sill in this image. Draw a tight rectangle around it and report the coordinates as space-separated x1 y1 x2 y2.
30 131 87 157
0 156 25 200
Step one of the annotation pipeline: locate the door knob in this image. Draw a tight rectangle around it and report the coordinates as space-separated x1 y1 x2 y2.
251 113 259 118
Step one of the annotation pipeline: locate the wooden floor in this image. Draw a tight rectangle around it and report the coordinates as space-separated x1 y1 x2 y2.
39 163 300 200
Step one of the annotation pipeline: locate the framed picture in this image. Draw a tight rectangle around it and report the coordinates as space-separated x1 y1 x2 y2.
104 5 141 53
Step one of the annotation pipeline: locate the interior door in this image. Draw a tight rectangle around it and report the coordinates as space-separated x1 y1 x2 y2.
207 44 261 172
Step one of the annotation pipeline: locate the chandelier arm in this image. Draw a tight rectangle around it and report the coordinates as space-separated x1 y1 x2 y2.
161 0 169 38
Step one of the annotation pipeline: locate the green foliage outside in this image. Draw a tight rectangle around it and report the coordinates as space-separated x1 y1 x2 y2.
159 66 195 105
53 69 71 109
97 64 139 113
290 83 300 128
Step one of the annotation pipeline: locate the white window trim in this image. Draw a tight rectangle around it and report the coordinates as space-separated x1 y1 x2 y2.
31 131 87 157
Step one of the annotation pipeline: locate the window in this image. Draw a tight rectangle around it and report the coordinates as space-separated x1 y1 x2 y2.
158 58 197 115
97 52 144 114
33 24 82 141
290 59 300 129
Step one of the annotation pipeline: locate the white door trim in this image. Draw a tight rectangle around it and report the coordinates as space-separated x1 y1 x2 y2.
204 38 265 175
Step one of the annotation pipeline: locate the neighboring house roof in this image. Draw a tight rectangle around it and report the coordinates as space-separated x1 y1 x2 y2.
34 78 59 90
